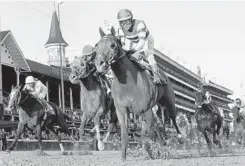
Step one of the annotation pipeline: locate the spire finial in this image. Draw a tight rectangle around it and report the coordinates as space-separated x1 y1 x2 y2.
53 1 56 12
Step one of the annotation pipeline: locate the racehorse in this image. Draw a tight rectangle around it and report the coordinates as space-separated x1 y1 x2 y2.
230 106 245 147
94 33 182 160
6 86 71 154
195 89 223 151
69 55 118 150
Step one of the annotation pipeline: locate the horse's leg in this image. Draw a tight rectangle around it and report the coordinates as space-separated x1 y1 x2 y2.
203 129 212 152
145 110 165 145
103 124 113 142
93 107 104 150
115 106 129 161
213 121 222 148
6 122 25 153
212 127 221 148
103 108 118 142
79 114 88 140
46 124 65 154
159 84 182 139
36 124 43 152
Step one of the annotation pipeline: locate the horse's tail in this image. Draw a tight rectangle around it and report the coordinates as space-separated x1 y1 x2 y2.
48 102 70 135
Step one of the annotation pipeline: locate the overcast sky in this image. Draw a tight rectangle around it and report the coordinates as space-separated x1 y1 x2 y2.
0 0 244 98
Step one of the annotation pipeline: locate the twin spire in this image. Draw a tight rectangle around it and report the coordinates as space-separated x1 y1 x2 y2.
44 3 68 47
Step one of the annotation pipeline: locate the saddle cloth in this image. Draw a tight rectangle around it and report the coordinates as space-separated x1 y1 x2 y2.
127 54 168 85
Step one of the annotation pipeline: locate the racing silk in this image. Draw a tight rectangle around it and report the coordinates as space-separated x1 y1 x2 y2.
118 19 149 43
203 91 212 104
118 19 152 52
23 80 48 99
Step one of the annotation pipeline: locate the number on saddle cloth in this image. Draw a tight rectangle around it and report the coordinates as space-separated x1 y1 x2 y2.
128 55 158 82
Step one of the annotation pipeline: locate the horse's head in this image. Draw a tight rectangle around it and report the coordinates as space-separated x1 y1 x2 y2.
7 86 22 111
94 33 124 74
69 56 93 83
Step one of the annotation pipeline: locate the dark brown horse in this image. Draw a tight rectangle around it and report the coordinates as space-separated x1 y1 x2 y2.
94 34 182 160
195 89 223 151
69 55 118 150
6 86 71 154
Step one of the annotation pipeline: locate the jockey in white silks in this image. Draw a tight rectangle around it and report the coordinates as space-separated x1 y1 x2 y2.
23 76 50 120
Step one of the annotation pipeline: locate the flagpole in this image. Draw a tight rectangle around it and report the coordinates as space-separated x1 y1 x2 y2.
57 2 65 113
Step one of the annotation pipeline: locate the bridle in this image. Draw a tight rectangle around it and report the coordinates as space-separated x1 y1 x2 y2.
71 63 96 79
98 36 126 65
10 89 28 109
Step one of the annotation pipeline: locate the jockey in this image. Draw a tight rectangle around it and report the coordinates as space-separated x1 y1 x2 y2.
196 85 219 115
116 9 167 85
23 76 50 120
82 45 96 66
234 98 245 122
82 45 112 95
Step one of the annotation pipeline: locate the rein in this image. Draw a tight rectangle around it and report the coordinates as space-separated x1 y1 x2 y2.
13 90 28 107
108 51 126 65
0 89 9 95
72 64 96 79
79 67 96 79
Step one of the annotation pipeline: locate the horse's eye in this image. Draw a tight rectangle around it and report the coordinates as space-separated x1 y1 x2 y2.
110 42 116 49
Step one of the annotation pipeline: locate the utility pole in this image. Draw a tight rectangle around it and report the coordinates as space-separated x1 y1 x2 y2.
57 2 65 113
0 17 3 120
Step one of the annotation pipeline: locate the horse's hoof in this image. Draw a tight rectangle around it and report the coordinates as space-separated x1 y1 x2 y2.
62 151 69 155
5 150 10 154
121 158 126 163
97 140 105 151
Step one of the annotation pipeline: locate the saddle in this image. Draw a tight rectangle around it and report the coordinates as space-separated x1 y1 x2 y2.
31 96 55 121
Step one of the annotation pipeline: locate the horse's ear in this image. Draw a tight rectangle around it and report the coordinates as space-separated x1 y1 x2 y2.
19 84 24 91
99 27 105 38
111 26 116 36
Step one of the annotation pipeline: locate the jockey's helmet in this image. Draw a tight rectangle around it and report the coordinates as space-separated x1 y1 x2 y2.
117 9 133 22
235 98 242 106
82 45 94 56
25 76 35 84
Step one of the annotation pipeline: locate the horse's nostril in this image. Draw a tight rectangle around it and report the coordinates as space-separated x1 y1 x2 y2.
100 61 104 65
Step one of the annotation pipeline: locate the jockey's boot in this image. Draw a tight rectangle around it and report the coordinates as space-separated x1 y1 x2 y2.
151 63 167 85
39 99 51 121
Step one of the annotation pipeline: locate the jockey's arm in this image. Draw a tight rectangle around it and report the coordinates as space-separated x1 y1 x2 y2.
134 38 146 51
134 21 147 51
22 85 27 91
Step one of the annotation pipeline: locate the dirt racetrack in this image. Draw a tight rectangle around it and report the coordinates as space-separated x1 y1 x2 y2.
0 150 245 166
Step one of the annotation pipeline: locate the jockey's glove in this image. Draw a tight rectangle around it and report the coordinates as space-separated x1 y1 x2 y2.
132 51 144 60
